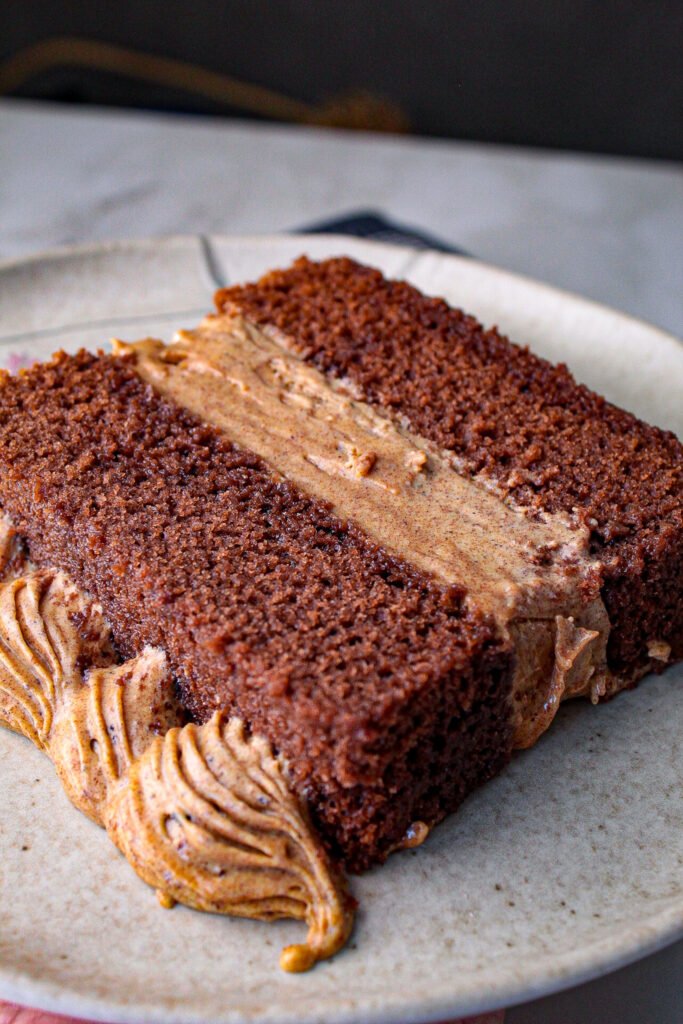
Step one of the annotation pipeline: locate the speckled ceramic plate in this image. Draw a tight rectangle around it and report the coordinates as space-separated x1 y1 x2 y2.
0 235 681 1024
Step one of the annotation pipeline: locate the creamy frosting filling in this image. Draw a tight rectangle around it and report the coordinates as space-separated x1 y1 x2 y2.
115 316 613 746
116 318 590 621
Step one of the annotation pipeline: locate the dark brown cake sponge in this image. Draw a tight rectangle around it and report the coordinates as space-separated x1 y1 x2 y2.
0 351 512 869
217 256 683 680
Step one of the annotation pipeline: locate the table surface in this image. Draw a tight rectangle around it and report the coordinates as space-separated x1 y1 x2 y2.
1 97 682 1024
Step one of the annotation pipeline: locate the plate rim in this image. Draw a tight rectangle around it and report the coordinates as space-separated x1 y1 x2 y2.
3 871 683 1024
1 232 681 355
0 233 682 1024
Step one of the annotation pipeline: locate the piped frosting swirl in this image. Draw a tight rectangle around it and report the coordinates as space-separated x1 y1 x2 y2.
0 533 353 972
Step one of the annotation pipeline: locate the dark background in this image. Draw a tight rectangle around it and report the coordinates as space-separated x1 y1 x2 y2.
2 0 682 160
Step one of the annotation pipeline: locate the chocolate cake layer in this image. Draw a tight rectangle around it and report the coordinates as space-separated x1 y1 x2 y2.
217 257 683 682
0 351 512 869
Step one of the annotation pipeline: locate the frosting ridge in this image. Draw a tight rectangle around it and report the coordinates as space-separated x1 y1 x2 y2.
0 538 353 972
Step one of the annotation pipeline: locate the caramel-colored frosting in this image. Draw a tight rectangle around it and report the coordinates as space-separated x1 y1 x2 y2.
0 539 352 972
116 319 590 622
108 714 353 972
115 317 614 746
648 639 672 662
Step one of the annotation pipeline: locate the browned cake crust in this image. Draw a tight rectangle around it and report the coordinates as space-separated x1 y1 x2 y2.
0 351 512 870
217 257 683 681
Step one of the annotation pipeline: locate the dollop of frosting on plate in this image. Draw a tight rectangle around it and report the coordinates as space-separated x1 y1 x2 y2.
0 537 353 972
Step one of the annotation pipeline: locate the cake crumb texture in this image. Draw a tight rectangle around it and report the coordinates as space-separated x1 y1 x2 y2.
218 257 683 679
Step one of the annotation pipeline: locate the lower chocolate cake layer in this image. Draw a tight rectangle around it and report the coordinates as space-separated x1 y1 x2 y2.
218 257 683 683
0 351 512 870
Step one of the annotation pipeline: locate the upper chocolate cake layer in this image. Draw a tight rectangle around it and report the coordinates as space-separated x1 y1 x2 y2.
217 256 683 678
0 351 511 869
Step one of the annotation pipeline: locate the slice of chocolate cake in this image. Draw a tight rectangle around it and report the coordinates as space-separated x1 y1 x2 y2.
0 255 680 898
